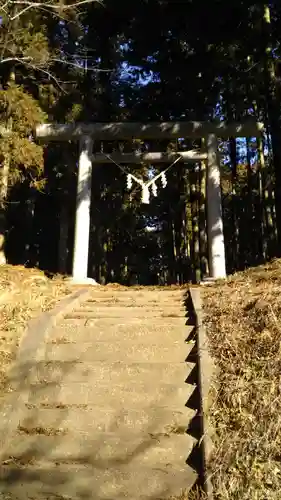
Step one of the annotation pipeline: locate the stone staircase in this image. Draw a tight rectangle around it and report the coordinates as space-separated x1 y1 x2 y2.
0 288 203 499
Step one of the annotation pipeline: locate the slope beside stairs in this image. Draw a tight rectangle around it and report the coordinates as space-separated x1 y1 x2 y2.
0 287 209 499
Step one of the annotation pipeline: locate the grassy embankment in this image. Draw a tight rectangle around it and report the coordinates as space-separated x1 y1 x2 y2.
203 259 281 499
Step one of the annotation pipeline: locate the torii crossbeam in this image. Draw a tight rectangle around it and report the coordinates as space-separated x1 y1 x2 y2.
36 120 264 141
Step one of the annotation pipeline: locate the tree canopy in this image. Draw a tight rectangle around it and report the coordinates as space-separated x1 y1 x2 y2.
0 0 280 282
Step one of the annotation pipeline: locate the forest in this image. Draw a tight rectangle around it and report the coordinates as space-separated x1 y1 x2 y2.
0 0 281 285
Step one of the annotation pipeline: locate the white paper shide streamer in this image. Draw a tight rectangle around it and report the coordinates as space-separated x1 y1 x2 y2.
103 151 182 204
161 172 167 188
142 184 150 204
127 174 133 190
125 169 171 204
151 181 157 197
122 155 183 204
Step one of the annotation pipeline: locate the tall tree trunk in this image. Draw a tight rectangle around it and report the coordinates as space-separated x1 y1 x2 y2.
246 138 254 263
58 204 69 274
262 4 281 252
257 137 267 260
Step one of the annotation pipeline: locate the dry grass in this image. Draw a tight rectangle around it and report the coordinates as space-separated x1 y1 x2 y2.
0 264 72 395
202 258 281 499
168 491 207 500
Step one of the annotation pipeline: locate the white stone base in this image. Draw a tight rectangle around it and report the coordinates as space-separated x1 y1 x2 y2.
65 276 100 286
200 277 218 286
200 276 226 286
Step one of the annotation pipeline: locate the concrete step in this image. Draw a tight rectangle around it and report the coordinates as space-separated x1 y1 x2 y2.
2 432 196 467
88 289 186 298
85 296 185 305
79 301 186 310
76 305 186 315
47 323 194 344
65 307 187 319
28 361 195 386
39 340 195 363
18 405 196 435
26 380 195 407
56 315 190 331
0 462 197 499
0 288 200 500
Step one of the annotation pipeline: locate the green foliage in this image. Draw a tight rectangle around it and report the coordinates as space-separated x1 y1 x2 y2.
66 103 83 123
20 27 50 67
0 85 47 135
0 85 47 189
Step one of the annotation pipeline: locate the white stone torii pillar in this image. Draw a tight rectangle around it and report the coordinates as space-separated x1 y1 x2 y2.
206 134 226 280
71 136 98 285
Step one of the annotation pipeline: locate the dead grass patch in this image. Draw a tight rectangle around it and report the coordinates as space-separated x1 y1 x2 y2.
167 490 208 500
48 337 75 345
202 258 281 499
17 425 67 436
0 265 72 397
38 403 88 409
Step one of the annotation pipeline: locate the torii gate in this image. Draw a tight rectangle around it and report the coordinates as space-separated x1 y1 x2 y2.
36 121 264 285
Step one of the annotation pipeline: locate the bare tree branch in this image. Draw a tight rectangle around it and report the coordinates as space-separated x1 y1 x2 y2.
0 0 103 21
25 60 67 92
0 53 112 77
10 3 33 17
0 0 107 89
12 0 102 7
0 1 9 8
0 54 67 91
51 57 112 72
0 56 32 64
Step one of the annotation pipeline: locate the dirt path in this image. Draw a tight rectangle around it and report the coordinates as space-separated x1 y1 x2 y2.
0 265 72 397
